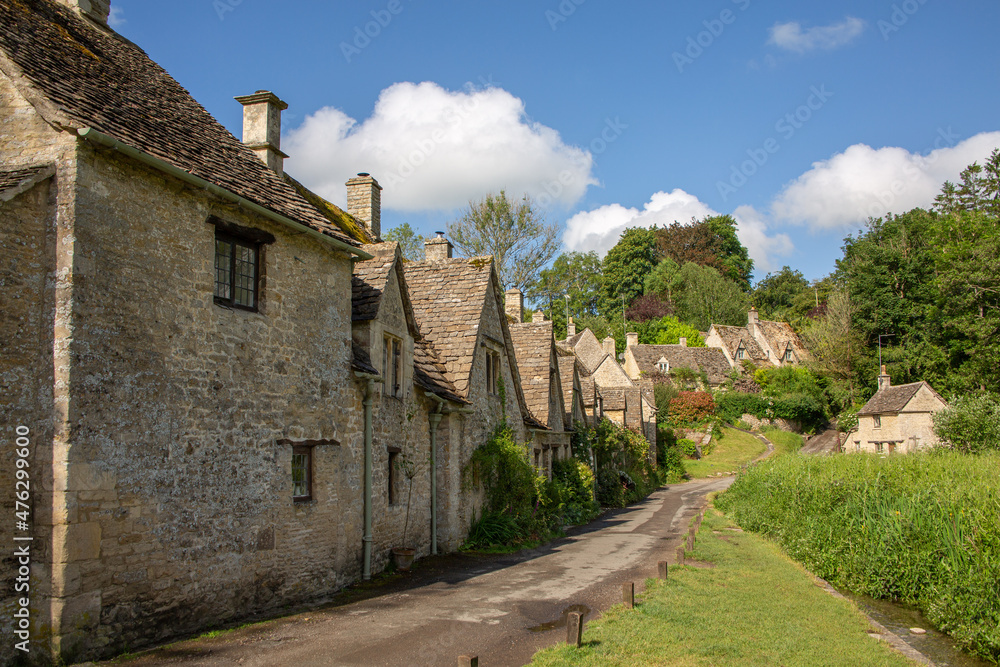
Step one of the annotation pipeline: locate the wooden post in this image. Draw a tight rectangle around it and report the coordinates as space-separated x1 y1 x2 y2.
567 611 584 647
676 546 685 564
623 581 635 609
458 656 478 667
687 533 695 551
658 561 669 579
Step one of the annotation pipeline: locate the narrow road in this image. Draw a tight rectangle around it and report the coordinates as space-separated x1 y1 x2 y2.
116 477 732 667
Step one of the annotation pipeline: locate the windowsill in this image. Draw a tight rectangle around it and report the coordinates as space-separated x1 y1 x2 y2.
293 496 313 504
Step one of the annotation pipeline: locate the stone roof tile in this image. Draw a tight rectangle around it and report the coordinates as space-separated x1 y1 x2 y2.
510 321 557 426
629 344 731 385
858 382 943 416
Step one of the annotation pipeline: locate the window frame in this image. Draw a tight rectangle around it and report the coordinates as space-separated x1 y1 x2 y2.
485 348 502 395
214 232 261 311
382 334 403 397
873 415 882 429
291 445 313 502
736 344 746 361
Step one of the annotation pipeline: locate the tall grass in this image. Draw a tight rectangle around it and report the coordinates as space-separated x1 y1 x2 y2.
716 451 1000 662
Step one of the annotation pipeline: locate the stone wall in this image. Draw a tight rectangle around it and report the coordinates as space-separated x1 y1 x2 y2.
739 413 802 433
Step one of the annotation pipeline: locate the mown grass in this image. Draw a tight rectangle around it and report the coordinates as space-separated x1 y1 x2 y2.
529 506 915 666
684 427 767 479
716 451 1000 663
762 427 804 455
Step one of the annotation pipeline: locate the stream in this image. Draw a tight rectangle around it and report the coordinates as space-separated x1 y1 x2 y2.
837 588 993 666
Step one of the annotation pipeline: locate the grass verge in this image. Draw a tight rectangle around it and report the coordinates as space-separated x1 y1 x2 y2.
529 506 917 666
761 426 804 455
684 427 767 479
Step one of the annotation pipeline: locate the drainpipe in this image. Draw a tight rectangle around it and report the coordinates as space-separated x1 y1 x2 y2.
428 404 444 555
357 372 380 580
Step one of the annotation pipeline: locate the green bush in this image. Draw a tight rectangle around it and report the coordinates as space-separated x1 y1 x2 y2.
933 393 1000 453
677 438 698 458
717 452 1000 662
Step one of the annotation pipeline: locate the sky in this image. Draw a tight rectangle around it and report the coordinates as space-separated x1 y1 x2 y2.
111 1 1000 283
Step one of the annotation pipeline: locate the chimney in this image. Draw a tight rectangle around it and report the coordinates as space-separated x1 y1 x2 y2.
58 0 111 24
603 336 616 357
533 310 546 323
235 91 289 176
346 173 383 241
679 337 687 347
567 317 576 338
424 232 453 261
877 365 891 391
626 332 638 349
505 288 523 323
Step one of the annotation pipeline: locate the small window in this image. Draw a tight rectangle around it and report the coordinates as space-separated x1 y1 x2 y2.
736 345 746 361
382 335 402 397
875 442 885 454
784 347 794 362
657 361 669 373
215 234 259 310
873 415 882 429
485 349 501 395
292 446 312 502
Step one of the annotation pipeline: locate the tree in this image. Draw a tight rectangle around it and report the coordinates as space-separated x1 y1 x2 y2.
601 227 657 319
625 294 673 322
526 251 605 339
644 258 681 304
752 266 811 321
448 190 559 293
383 222 425 261
654 215 753 292
673 262 750 331
801 286 861 410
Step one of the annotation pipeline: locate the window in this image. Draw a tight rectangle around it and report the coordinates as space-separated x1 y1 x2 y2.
387 448 400 505
214 234 259 310
875 442 885 454
736 344 746 361
783 347 794 363
292 446 312 502
873 415 882 429
382 335 402 397
657 358 669 373
485 349 501 395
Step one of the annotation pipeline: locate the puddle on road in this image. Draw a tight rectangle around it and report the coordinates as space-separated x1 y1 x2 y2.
838 589 992 666
528 604 591 633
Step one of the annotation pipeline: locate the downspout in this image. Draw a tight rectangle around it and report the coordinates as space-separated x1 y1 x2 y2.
423 391 472 556
358 372 380 580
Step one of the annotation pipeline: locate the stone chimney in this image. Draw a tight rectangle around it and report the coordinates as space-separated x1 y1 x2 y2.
679 337 687 347
425 232 453 262
603 336 616 357
626 332 638 349
346 173 382 241
533 310 546 323
567 317 576 338
877 365 891 391
505 288 523 323
58 0 111 24
235 91 288 176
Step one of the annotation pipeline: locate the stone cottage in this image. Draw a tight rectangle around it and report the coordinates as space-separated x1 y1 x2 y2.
506 290 572 474
622 335 731 391
848 367 948 454
705 308 809 369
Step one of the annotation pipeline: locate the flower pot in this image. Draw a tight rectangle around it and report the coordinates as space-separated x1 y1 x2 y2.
392 547 415 571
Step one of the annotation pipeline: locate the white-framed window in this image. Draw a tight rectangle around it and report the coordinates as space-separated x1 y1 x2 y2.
657 359 669 373
736 344 746 361
382 335 402 397
783 347 794 362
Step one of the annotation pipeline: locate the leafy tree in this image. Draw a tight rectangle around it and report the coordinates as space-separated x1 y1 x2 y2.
643 257 681 303
673 262 750 331
383 222 425 261
801 286 861 411
932 393 1000 453
654 215 754 292
448 190 559 293
752 266 811 321
935 148 1000 217
526 251 605 338
652 318 705 346
601 227 658 319
625 294 673 322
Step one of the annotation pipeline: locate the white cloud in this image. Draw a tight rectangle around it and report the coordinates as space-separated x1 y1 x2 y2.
768 17 865 53
771 131 1000 229
562 189 793 274
283 81 596 212
108 6 126 28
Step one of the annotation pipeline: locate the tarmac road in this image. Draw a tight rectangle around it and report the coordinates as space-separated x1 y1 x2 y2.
116 477 733 667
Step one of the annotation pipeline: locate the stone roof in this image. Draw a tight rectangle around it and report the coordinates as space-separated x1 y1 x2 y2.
557 356 578 426
0 164 54 201
756 319 809 362
599 387 627 411
580 376 596 407
858 382 944 416
559 329 608 375
351 343 378 375
712 325 771 366
510 321 558 427
0 0 361 247
629 344 731 386
413 338 467 405
352 244 396 321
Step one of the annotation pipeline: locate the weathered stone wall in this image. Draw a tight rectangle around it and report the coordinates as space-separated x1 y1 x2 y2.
739 413 801 433
47 142 368 659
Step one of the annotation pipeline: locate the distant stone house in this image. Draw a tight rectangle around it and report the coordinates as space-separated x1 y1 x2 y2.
705 308 809 369
558 352 590 430
506 290 572 474
622 336 731 390
403 235 537 540
848 367 948 454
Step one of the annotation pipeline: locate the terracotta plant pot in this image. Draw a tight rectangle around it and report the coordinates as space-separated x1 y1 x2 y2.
392 547 415 571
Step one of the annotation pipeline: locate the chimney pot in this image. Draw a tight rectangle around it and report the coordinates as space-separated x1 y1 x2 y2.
345 173 383 242
626 332 638 349
58 0 111 24
235 91 289 176
603 336 616 357
505 288 523 323
679 337 687 347
567 317 576 338
424 234 453 261
877 365 891 391
533 310 546 323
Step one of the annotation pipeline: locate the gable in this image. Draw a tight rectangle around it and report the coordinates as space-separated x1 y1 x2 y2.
593 355 632 388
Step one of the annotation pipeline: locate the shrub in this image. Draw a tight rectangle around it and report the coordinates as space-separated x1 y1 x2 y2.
668 391 715 424
677 438 698 458
933 393 1000 453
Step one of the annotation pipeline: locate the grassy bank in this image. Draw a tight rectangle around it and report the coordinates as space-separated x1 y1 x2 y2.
716 452 1000 663
762 427 803 455
530 506 915 666
684 427 767 479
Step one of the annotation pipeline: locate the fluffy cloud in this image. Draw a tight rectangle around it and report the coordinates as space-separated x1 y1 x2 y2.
283 81 595 212
768 17 865 53
108 6 126 28
562 189 793 273
771 131 1000 229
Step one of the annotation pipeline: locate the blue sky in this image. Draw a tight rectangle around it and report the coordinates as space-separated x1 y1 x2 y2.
111 1 1000 282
